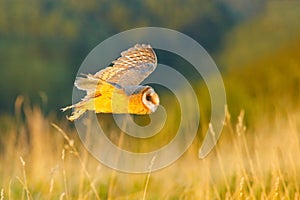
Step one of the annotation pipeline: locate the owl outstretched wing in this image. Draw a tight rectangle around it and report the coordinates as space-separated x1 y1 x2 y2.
62 44 157 120
85 44 157 88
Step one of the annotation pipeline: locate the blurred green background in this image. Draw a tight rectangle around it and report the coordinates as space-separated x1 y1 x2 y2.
0 0 299 123
1 1 300 199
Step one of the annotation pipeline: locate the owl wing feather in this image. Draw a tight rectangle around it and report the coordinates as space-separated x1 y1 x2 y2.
90 44 157 87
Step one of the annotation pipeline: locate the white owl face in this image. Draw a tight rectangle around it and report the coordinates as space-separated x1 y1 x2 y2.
142 87 159 113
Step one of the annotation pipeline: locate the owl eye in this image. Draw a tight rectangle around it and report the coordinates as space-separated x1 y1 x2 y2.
146 94 152 101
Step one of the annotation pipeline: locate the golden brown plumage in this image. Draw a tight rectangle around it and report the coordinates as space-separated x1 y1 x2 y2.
62 44 159 121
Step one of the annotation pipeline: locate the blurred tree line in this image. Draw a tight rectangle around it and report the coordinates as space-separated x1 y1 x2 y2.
219 1 300 123
0 0 262 115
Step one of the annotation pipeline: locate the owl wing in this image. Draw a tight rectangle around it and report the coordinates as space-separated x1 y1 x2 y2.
62 44 157 120
90 44 157 87
74 44 157 98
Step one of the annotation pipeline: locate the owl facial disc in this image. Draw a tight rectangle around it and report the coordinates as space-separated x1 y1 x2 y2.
142 87 159 112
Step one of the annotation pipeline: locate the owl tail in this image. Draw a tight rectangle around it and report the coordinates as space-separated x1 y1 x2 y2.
61 74 99 121
61 99 94 121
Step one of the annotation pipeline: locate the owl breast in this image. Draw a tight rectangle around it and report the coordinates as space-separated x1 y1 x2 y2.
92 85 159 114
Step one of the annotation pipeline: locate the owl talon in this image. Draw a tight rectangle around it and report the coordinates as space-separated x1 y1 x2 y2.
65 108 87 121
61 105 74 112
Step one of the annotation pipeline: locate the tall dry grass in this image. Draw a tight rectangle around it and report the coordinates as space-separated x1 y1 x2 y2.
0 97 300 199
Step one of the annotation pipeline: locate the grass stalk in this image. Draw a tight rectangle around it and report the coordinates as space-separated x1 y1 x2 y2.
16 157 32 200
78 115 93 199
51 123 101 200
0 188 4 200
61 149 70 200
142 156 156 200
209 123 231 197
107 115 130 200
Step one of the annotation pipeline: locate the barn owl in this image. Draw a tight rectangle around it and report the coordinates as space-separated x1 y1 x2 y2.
62 44 159 121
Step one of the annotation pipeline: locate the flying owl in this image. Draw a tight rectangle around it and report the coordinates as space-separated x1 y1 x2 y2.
62 44 159 121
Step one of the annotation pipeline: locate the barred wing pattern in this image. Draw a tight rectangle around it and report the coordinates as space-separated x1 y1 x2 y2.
91 44 157 87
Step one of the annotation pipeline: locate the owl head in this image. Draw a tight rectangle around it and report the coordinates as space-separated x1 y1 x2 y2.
125 85 159 114
142 87 159 113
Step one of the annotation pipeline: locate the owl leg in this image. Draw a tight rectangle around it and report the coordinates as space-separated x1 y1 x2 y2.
61 104 75 112
66 108 87 121
61 100 91 121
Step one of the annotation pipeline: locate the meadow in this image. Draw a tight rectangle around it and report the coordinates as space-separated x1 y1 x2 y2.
1 2 300 199
0 96 300 199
